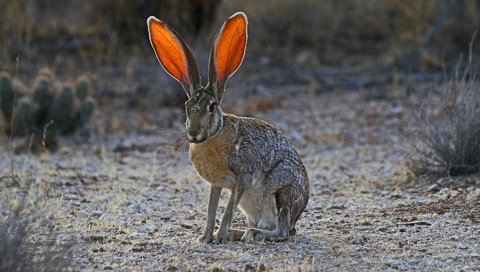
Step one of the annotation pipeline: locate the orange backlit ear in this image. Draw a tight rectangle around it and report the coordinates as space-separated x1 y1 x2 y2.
208 12 248 102
147 16 200 97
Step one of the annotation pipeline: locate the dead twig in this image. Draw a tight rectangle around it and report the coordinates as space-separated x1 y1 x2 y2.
396 221 432 226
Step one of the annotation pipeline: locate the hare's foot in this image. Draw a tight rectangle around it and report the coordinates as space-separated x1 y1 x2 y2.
213 228 245 243
241 228 288 242
197 231 214 243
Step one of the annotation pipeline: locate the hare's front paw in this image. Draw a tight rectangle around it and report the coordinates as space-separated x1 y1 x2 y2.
213 230 229 244
242 228 265 242
197 231 214 243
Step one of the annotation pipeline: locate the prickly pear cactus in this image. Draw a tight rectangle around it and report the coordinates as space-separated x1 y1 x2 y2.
76 76 90 100
32 75 54 125
78 97 96 128
11 97 35 137
0 69 96 151
49 85 76 134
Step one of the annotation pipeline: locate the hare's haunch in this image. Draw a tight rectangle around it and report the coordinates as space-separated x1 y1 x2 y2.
147 12 309 243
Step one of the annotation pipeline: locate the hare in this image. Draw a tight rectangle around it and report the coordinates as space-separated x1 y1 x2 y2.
147 12 309 243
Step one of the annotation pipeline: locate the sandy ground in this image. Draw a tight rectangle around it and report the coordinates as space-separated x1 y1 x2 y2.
1 67 479 271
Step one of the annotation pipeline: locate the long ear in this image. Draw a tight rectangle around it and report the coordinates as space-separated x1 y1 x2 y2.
147 16 201 97
208 12 248 102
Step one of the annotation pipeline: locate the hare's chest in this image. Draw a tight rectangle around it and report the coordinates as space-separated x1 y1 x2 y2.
189 140 235 188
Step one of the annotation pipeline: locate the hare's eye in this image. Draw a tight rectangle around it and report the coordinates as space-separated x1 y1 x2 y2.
208 103 216 113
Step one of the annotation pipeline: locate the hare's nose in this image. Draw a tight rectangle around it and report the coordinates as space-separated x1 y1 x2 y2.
187 134 205 144
187 133 205 143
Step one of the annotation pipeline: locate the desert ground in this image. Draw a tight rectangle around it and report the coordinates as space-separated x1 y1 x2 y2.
1 56 479 271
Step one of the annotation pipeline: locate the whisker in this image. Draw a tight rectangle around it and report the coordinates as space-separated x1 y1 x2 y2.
157 133 189 170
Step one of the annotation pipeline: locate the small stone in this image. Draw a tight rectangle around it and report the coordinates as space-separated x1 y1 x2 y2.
470 252 480 258
132 247 145 252
427 184 439 192
88 233 107 242
135 241 148 247
458 244 468 250
360 219 370 226
236 255 253 262
407 259 419 266
450 190 460 197
445 259 454 264
73 201 81 207
180 223 193 229
64 194 79 200
92 210 103 217
350 235 367 245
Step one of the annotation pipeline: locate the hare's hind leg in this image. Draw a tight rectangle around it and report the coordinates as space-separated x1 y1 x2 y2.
242 206 290 242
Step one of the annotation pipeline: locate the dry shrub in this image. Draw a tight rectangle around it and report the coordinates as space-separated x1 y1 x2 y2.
409 60 480 178
0 194 75 271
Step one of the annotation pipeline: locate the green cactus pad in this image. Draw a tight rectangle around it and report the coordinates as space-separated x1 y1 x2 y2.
49 85 75 134
78 97 96 127
12 97 34 137
76 76 91 100
33 76 55 125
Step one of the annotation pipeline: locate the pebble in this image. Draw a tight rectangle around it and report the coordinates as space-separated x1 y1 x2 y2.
92 210 103 217
470 253 480 258
458 244 468 250
350 235 367 245
445 259 454 264
73 201 81 207
427 184 439 192
180 223 193 229
407 259 419 266
236 255 254 262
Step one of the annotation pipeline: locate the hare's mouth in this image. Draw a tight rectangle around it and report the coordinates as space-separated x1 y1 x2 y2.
187 134 207 144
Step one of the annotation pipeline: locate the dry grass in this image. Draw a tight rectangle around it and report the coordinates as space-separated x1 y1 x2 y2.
0 188 76 272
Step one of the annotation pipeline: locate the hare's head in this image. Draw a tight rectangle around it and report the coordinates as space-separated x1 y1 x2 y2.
147 13 247 143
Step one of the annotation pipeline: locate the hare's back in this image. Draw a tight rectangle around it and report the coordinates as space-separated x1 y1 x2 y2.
229 115 306 174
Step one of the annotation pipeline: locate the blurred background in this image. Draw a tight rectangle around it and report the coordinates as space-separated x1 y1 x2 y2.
0 0 479 104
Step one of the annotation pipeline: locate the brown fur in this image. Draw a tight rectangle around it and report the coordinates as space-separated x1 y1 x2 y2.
189 116 238 188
